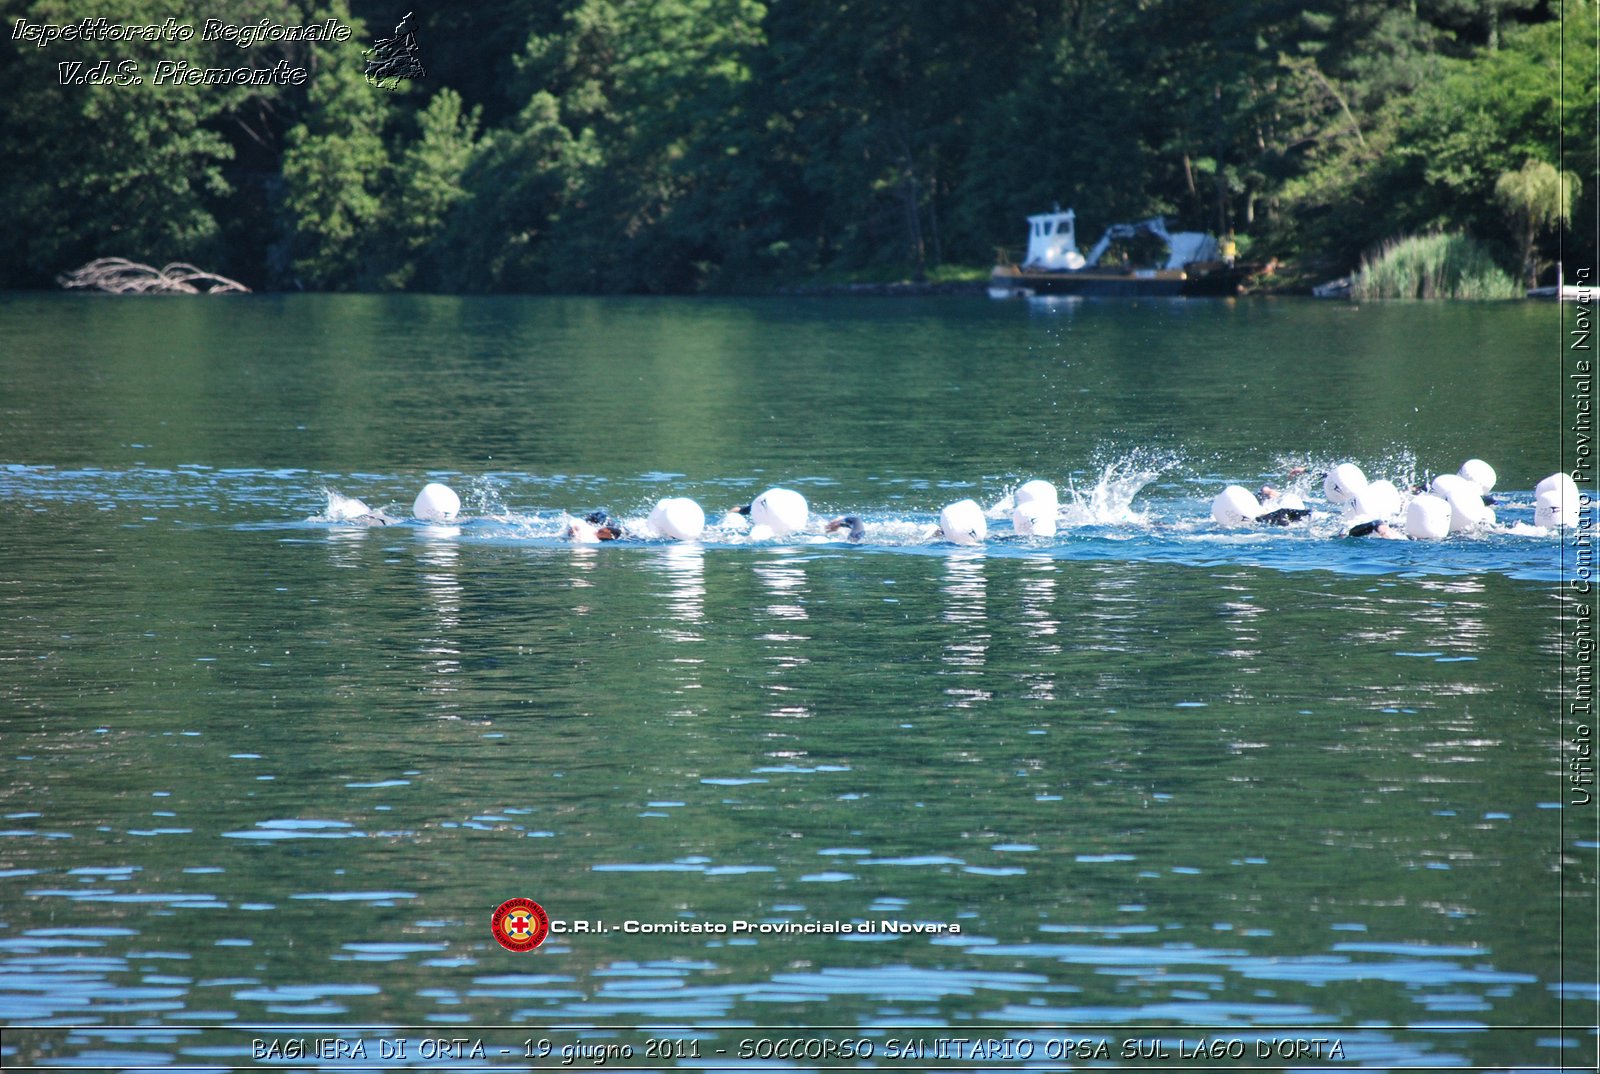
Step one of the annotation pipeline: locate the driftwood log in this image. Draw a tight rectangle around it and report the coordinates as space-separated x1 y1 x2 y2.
58 258 250 294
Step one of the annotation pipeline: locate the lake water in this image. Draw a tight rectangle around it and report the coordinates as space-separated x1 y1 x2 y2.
0 292 1592 1071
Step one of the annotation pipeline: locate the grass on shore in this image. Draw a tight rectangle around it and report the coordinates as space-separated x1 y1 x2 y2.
1353 233 1520 300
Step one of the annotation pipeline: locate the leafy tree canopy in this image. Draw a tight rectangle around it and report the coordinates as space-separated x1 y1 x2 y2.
2 0 1589 291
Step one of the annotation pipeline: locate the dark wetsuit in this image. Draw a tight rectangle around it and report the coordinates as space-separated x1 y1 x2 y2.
1257 506 1311 527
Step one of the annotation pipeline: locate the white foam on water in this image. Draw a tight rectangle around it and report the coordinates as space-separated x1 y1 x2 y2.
1059 452 1176 528
321 489 372 522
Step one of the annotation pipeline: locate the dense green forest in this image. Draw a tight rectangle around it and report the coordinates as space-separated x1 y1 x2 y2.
0 0 1593 293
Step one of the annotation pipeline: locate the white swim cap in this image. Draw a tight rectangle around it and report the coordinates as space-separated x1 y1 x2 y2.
1405 494 1453 540
1351 479 1401 522
414 482 461 523
749 487 808 536
1012 500 1057 537
1430 473 1473 501
1536 487 1578 529
1324 463 1367 504
1458 459 1496 493
1013 479 1059 509
1442 485 1493 533
1211 485 1262 527
938 499 987 545
648 497 706 540
1536 472 1579 503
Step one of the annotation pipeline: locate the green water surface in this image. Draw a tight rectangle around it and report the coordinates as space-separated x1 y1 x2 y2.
0 293 1590 1070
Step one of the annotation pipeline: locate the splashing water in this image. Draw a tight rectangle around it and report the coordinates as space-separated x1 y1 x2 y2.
0 457 1562 581
319 489 395 524
464 476 513 520
1294 448 1424 499
1060 452 1178 527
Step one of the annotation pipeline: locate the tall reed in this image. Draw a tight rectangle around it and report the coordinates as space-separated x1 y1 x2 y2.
1353 233 1520 299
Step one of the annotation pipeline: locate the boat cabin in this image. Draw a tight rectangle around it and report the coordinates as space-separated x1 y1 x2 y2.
1023 209 1086 270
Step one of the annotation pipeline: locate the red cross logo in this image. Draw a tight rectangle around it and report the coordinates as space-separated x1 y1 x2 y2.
492 898 549 952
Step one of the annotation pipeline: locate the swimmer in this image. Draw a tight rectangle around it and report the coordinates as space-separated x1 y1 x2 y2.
1323 462 1368 505
736 487 809 537
1345 519 1398 538
1342 479 1403 537
648 497 706 540
989 478 1057 518
825 515 866 542
1458 459 1498 505
936 499 987 545
1536 473 1579 528
564 510 625 542
324 490 399 526
1009 480 1059 537
1255 485 1311 526
414 482 461 523
1211 485 1309 528
1345 479 1444 539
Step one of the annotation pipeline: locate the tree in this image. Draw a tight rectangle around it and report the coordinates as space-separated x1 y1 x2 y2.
0 0 1580 292
1557 0 1600 277
1495 158 1576 286
1419 0 1543 51
277 5 391 290
0 0 246 285
515 0 769 291
757 0 1070 277
374 88 480 290
431 90 594 292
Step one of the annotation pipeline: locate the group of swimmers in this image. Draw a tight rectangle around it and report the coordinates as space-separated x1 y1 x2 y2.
325 477 1050 545
322 459 1581 545
1210 458 1579 540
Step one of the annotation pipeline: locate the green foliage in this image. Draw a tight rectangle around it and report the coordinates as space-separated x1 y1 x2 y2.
277 3 388 289
1283 8 1573 272
1558 4 1600 277
955 6 1160 266
374 88 480 290
0 0 1587 292
770 0 1073 276
0 0 244 285
1495 158 1575 231
1353 233 1520 299
1495 157 1576 285
432 90 593 292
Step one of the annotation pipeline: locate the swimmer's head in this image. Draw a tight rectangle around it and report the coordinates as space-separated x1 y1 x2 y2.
1458 458 1496 494
1211 485 1262 527
825 515 866 542
1323 463 1367 505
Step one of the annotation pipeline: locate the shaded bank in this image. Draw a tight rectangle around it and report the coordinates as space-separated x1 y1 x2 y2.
0 1 1589 295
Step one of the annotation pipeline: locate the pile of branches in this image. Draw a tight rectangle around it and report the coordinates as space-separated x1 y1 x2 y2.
58 258 250 294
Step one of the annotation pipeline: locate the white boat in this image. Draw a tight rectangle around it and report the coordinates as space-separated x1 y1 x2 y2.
990 207 1255 298
1527 284 1587 300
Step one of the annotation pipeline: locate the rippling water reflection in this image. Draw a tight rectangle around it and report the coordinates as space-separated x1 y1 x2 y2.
0 294 1588 1069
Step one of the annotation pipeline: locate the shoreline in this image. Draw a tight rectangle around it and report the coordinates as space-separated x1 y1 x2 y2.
770 279 990 297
